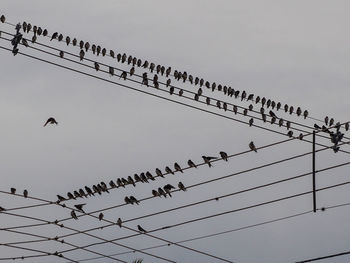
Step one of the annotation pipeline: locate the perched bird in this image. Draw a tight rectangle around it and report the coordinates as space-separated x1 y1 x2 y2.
117 218 122 228
50 32 58 41
124 196 131 204
58 34 63 41
220 151 228 161
329 118 334 127
109 66 114 76
79 49 85 61
140 173 148 183
270 116 276 125
85 186 94 196
102 48 106 56
233 105 238 114
296 107 302 116
202 156 216 167
164 184 175 197
174 162 183 173
109 180 117 188
0 206 6 212
57 195 66 202
93 185 101 195
278 118 284 127
67 192 75 199
43 117 58 127
134 174 142 182
43 29 48 36
74 204 86 213
0 15 5 23
127 176 136 186
73 191 81 199
79 188 86 197
178 182 186 191
71 210 78 220
65 36 70 46
188 159 197 168
146 171 155 181
21 38 29 47
110 50 115 58
158 187 167 198
152 189 159 197
155 168 163 178
269 110 277 118
59 50 64 58
31 35 37 43
165 166 174 175
276 102 281 111
249 118 254 127
206 97 211 105
304 110 310 119
79 40 84 49
314 124 321 130
137 225 147 233
243 109 248 116
249 141 257 152
85 42 90 52
94 62 100 71
129 196 139 205
98 213 104 221
287 130 293 138
129 67 135 76
345 122 349 131
298 133 304 140
121 178 129 186
23 190 28 198
10 188 16 194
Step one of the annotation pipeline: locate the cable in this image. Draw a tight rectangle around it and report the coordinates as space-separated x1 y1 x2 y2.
56 159 350 250
68 201 350 262
295 250 350 263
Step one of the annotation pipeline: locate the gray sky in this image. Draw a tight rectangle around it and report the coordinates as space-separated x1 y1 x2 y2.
1 1 350 262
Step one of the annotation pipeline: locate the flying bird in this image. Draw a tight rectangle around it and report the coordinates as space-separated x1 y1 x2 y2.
43 117 58 127
249 141 257 152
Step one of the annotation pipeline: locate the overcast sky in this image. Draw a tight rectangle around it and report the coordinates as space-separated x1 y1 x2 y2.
1 1 350 263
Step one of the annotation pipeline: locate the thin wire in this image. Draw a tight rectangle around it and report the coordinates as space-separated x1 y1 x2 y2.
57 159 350 250
69 201 350 262
295 250 350 263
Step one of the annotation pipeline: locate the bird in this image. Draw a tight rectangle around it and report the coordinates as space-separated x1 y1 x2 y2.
165 166 174 175
174 162 183 173
0 206 6 212
116 178 124 188
71 210 78 220
117 218 122 228
219 151 228 161
50 32 58 41
84 42 90 52
100 182 109 193
276 102 281 111
188 159 197 168
59 51 64 58
129 196 139 205
249 118 254 127
158 187 167 198
137 225 147 233
296 107 302 116
129 67 135 76
249 141 257 152
127 176 136 186
109 180 117 188
124 196 131 204
0 15 5 23
121 178 129 186
31 35 37 44
155 168 163 178
21 38 29 47
43 117 58 127
73 190 81 198
287 130 293 138
79 40 84 49
269 110 277 118
303 110 309 119
146 171 155 181
110 50 115 58
109 66 114 76
152 189 160 197
85 186 94 196
270 116 276 125
79 49 85 61
57 195 66 202
233 105 238 114
23 189 28 198
78 189 86 197
178 182 186 191
94 62 100 71
74 204 86 213
93 185 101 195
65 36 70 46
314 124 321 130
140 173 148 183
329 118 334 127
202 156 216 167
10 188 16 194
345 122 349 131
67 192 75 200
98 213 104 221
134 174 142 182
58 34 63 41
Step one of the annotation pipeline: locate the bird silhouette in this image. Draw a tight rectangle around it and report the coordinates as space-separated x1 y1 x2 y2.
110 50 115 58
23 190 28 198
73 191 81 198
174 163 183 173
67 192 75 200
92 185 101 195
129 196 139 205
85 42 90 52
140 173 148 183
146 171 155 181
74 204 86 213
117 218 122 228
79 49 85 61
71 210 78 220
79 189 86 197
79 40 84 49
57 195 66 202
187 159 197 168
50 32 58 41
10 188 16 194
137 225 147 233
0 15 5 23
220 151 228 161
178 182 186 191
59 51 64 58
202 156 216 167
85 186 94 196
165 166 174 175
43 117 58 127
134 174 142 182
249 118 254 127
158 187 167 198
152 189 160 197
249 141 257 152
124 196 131 204
94 62 100 71
127 176 136 186
121 178 129 186
98 213 104 221
155 168 163 178
109 180 117 188
0 206 6 212
58 34 63 41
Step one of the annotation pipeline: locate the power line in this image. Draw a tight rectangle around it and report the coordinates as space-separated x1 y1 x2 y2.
56 159 350 251
295 250 350 263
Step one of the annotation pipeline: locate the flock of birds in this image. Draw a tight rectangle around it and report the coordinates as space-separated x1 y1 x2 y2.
55 147 257 204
